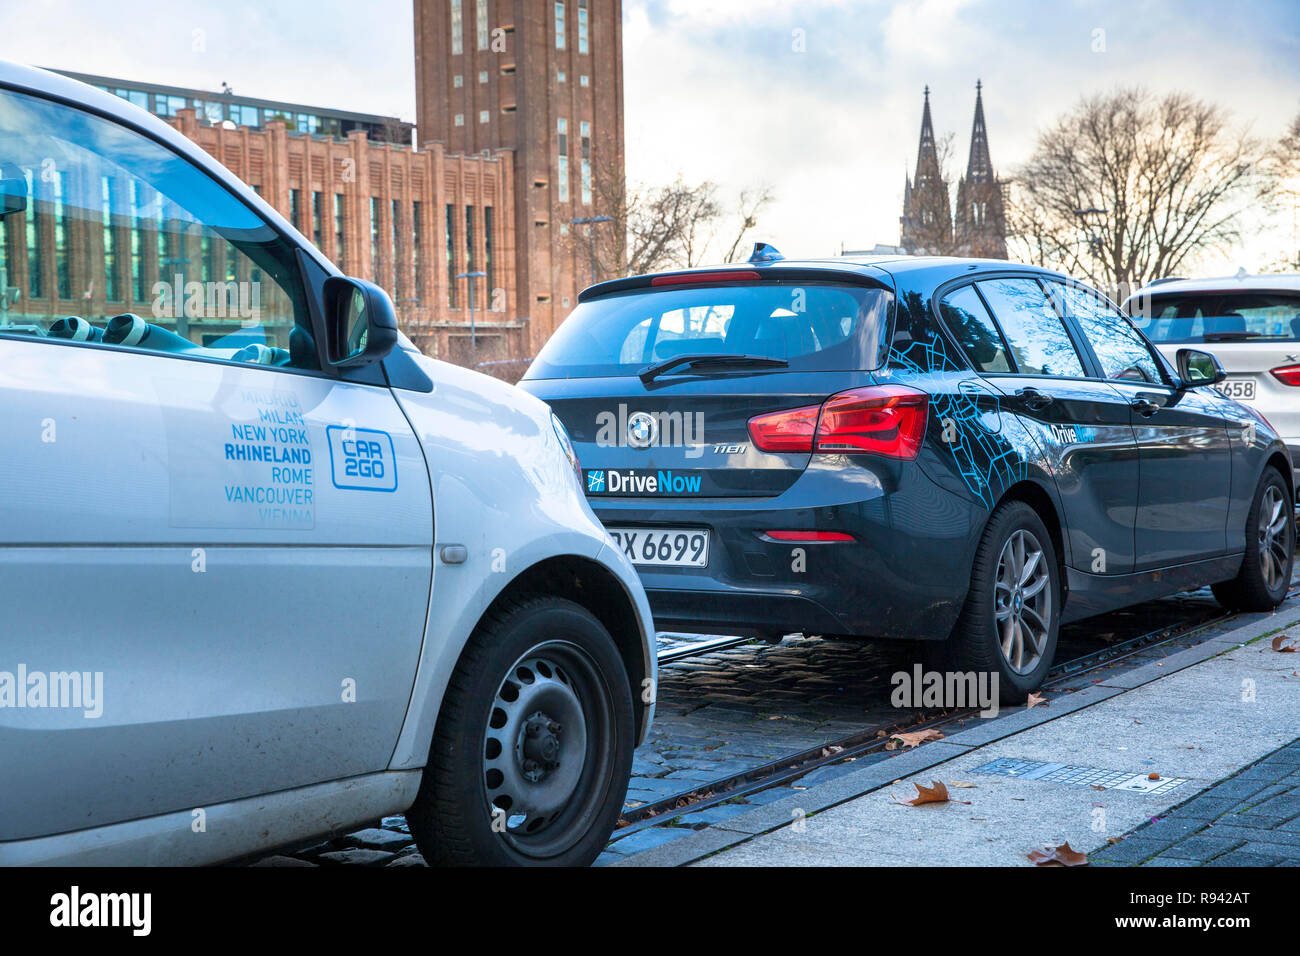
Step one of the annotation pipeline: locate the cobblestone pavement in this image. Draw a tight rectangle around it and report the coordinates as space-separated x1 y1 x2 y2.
1093 740 1300 867
250 582 1262 867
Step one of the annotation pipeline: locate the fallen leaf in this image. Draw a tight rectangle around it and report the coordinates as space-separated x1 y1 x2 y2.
1026 692 1048 709
949 781 978 789
1148 773 1160 780
1106 836 1122 845
887 728 946 750
893 779 968 806
1272 634 1299 653
1027 841 1089 867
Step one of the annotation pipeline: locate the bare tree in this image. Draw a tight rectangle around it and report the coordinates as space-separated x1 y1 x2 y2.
720 184 776 263
1006 88 1270 298
563 154 772 281
1261 106 1300 271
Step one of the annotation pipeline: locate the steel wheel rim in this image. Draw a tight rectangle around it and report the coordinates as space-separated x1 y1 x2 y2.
993 529 1052 676
482 640 616 859
1258 484 1291 592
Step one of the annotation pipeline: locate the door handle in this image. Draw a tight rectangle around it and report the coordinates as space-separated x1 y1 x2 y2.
1131 398 1160 418
1016 387 1055 411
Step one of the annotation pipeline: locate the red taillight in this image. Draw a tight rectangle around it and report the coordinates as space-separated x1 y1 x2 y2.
650 270 760 286
747 403 820 453
816 385 928 458
763 530 855 542
1271 364 1300 386
748 386 929 459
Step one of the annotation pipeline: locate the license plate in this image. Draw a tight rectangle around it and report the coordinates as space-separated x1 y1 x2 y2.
607 528 710 567
1216 377 1256 400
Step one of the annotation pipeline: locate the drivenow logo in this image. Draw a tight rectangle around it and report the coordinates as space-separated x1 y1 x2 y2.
50 886 151 937
584 469 703 496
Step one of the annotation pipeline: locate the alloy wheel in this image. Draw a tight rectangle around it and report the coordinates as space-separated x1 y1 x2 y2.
993 529 1052 675
1257 484 1291 592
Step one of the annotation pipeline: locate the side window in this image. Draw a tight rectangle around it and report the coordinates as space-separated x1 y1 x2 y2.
975 277 1085 377
938 284 1011 373
1053 282 1162 384
0 87 317 370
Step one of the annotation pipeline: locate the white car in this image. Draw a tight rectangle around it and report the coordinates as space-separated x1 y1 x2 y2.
0 61 654 867
1125 275 1300 487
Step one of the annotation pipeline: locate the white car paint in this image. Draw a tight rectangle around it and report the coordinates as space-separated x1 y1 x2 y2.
1126 274 1300 479
0 60 654 865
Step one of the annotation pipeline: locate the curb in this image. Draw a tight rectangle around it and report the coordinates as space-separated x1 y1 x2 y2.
609 600 1300 867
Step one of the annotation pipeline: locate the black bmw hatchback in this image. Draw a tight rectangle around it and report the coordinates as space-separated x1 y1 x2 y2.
521 248 1295 700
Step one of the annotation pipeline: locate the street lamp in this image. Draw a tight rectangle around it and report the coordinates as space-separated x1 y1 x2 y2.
570 215 614 287
456 270 487 349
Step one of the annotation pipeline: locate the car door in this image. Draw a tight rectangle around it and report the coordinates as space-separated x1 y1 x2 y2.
0 85 433 842
1052 281 1232 568
964 275 1141 576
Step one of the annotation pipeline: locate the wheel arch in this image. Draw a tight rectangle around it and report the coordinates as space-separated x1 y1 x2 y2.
1264 448 1294 500
993 478 1068 583
478 554 653 743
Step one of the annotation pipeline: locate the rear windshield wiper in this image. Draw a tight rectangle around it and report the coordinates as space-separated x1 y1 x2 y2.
638 353 789 385
1202 331 1267 342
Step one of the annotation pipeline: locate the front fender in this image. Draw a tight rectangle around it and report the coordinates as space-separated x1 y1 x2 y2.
385 355 655 769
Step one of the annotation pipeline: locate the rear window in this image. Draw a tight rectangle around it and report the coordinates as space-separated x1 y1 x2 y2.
525 281 893 379
1132 291 1300 343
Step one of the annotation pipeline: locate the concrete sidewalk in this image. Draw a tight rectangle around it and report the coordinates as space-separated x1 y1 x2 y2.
613 601 1300 867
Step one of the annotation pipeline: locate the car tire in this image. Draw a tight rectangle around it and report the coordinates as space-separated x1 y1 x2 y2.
407 594 635 866
950 501 1060 704
1212 466 1294 612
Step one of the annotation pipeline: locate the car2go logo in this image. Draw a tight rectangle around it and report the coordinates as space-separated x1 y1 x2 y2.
326 425 398 492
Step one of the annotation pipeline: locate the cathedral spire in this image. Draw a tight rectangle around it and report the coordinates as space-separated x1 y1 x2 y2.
914 85 942 186
900 85 953 255
953 80 1007 259
965 79 994 183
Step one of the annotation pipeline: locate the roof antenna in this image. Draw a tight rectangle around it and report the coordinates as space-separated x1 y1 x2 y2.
749 242 784 264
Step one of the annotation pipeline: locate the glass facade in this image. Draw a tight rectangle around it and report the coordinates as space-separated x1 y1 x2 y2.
580 121 592 205
484 206 494 305
557 118 569 203
476 0 489 50
445 203 457 308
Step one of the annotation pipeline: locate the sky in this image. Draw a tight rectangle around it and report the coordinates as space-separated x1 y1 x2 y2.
3 0 1299 274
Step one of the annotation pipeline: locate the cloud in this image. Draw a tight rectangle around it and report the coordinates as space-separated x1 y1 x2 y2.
2 0 1298 272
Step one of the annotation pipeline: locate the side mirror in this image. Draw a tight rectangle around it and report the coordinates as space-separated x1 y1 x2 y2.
323 276 398 369
0 163 27 220
1176 347 1227 389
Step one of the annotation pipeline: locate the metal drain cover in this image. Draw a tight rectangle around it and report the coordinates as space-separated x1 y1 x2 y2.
971 757 1189 795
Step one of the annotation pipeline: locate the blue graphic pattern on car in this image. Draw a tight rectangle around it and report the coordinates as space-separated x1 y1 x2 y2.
890 334 1027 509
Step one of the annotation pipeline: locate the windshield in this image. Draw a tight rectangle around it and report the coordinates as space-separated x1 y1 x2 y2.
525 281 893 380
1132 291 1300 343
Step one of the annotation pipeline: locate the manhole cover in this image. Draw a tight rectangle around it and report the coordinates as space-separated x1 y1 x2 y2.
971 757 1188 795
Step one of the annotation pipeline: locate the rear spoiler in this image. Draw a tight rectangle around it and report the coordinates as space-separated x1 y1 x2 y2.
578 265 895 303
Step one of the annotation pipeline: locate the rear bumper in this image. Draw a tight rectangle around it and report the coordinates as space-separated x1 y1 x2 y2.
590 457 982 642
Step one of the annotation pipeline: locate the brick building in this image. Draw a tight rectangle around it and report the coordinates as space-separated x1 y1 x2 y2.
31 0 626 369
414 0 625 349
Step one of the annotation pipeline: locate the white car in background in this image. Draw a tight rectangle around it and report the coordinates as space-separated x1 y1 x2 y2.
0 61 654 867
1125 275 1300 488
